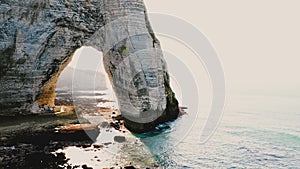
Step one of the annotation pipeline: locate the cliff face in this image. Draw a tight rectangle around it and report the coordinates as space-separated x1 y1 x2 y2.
0 0 179 132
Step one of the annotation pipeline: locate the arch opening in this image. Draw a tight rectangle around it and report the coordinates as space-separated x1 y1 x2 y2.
37 46 119 119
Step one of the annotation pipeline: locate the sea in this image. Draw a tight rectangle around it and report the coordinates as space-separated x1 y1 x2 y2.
137 93 300 168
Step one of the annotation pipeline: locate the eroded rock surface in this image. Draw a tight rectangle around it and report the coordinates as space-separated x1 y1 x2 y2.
0 0 179 132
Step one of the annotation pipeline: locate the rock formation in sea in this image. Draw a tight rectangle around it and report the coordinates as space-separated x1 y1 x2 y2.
0 0 179 132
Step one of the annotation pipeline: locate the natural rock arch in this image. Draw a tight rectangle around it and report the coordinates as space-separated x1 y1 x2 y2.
0 0 179 132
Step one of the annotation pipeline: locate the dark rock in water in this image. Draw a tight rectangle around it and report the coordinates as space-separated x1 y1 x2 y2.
103 142 112 146
153 164 160 167
112 115 124 121
93 144 104 149
82 144 92 148
110 122 121 130
114 136 126 143
124 166 136 169
82 164 93 169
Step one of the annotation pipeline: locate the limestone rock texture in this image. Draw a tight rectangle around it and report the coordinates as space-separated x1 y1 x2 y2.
0 0 179 132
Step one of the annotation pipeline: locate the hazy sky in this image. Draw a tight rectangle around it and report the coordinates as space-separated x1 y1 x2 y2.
144 0 300 94
69 0 300 98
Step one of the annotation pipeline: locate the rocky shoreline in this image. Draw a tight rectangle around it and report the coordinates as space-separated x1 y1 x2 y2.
0 113 154 169
0 113 91 169
0 103 159 169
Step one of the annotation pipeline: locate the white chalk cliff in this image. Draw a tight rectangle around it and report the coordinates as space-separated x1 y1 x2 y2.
0 0 179 132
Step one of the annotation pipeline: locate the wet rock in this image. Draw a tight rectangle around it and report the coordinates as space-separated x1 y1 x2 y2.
81 144 92 148
124 166 136 169
93 144 104 149
1 137 8 141
153 164 160 167
110 122 121 130
114 136 126 143
82 164 93 169
100 121 110 128
113 115 124 121
103 142 112 146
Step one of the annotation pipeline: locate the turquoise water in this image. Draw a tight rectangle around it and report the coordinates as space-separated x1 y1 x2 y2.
138 94 300 168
